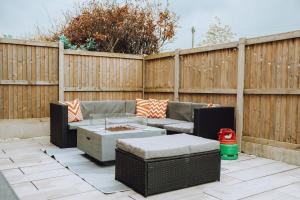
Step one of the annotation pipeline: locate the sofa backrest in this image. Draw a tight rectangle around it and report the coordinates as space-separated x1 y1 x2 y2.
80 100 214 121
80 100 126 119
125 100 136 114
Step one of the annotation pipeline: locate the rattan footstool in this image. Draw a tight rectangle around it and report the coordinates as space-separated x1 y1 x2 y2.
115 134 221 196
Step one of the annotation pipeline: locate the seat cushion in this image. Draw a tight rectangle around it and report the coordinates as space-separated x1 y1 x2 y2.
164 122 194 134
147 118 187 128
117 134 219 159
68 120 91 130
167 101 193 122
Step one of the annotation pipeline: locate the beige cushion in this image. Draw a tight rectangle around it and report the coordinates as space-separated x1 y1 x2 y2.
117 134 219 159
147 118 186 128
68 119 105 130
164 122 194 133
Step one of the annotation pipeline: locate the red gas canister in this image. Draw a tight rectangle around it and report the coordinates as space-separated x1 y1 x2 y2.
218 128 237 144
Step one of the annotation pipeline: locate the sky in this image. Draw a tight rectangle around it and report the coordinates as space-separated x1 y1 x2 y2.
1 0 300 51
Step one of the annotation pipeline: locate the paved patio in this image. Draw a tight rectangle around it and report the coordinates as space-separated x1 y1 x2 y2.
1 137 300 200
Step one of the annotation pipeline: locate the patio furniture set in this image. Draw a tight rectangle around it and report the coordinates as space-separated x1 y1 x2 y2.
50 100 235 196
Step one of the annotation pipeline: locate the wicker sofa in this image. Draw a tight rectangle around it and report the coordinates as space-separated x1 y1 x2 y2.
50 100 235 148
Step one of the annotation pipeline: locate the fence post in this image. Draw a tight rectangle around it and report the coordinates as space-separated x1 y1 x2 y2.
142 56 146 99
236 38 246 151
58 41 64 102
174 49 180 101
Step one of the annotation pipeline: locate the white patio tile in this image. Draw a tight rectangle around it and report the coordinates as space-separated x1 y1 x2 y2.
14 175 96 200
18 186 95 200
204 172 300 200
11 182 38 197
32 174 94 191
20 162 64 174
6 168 73 184
226 161 298 181
51 190 107 200
243 182 300 200
221 157 276 174
1 168 23 177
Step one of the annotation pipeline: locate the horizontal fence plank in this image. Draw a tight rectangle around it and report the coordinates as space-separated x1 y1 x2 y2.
144 88 174 93
64 87 143 92
0 80 58 85
179 88 237 94
243 136 300 150
0 38 58 48
64 49 144 60
244 89 300 95
179 41 239 55
246 30 300 45
144 51 175 60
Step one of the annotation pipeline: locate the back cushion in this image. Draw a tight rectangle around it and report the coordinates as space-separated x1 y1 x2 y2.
167 101 192 122
80 101 126 119
80 101 96 119
94 101 126 114
125 100 136 114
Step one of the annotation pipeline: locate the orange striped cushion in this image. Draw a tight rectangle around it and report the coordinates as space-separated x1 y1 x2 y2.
136 99 150 117
148 99 169 118
64 99 83 122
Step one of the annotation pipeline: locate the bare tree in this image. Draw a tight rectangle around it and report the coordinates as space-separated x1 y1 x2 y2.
199 17 235 46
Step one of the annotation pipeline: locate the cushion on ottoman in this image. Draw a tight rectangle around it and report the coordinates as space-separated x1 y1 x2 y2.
163 122 194 133
117 134 219 159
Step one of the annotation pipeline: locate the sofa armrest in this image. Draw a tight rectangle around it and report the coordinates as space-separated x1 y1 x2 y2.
193 107 235 140
50 102 68 147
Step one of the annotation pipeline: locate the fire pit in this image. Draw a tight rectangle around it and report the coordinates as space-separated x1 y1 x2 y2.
105 125 136 132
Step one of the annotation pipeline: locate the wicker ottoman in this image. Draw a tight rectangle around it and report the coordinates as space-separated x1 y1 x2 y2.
115 134 220 196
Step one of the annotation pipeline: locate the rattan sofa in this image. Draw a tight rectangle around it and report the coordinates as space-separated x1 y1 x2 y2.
50 100 234 148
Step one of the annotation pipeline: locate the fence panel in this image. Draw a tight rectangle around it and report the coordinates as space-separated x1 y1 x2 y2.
0 39 59 119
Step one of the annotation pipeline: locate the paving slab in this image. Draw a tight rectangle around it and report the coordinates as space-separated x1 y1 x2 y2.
221 153 256 165
1 168 23 177
11 182 38 197
222 157 276 174
20 162 65 174
244 191 300 200
32 174 94 191
17 185 95 200
6 168 73 184
51 190 106 200
204 172 300 200
226 161 299 181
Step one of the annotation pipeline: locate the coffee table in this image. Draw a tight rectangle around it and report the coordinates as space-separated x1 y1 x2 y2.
77 123 166 162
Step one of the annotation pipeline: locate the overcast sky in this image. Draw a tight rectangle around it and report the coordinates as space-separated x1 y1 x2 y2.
1 0 300 51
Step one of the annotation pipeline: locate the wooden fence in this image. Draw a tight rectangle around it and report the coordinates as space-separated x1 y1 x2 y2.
0 39 59 119
0 39 143 119
62 50 143 101
144 30 300 154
